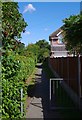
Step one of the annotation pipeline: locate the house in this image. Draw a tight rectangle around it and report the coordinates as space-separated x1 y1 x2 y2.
49 27 68 58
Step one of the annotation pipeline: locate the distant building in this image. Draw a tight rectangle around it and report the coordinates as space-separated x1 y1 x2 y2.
49 27 68 58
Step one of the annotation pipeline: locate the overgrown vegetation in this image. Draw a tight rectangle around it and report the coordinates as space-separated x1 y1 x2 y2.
25 39 50 63
1 2 35 118
1 2 50 119
36 39 50 62
62 13 82 55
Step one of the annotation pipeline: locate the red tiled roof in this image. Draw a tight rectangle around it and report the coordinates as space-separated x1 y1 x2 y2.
49 26 63 41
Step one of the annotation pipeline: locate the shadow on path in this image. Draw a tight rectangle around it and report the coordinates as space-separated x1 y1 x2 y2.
27 63 82 119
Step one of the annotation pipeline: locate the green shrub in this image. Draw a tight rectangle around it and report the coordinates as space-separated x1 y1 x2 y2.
2 51 35 118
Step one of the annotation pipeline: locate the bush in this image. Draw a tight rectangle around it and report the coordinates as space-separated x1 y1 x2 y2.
2 51 35 118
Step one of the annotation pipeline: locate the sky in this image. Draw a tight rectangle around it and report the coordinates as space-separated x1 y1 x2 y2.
18 2 80 46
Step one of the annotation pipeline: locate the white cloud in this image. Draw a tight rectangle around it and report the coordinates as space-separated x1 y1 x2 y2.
44 28 48 31
23 4 36 13
25 31 31 35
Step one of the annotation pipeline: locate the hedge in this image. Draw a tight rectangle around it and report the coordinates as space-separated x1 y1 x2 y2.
2 51 35 118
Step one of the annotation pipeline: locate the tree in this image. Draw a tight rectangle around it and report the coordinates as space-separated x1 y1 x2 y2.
24 40 50 63
24 44 39 63
2 2 28 118
35 40 50 62
2 2 27 51
36 39 50 50
62 14 82 54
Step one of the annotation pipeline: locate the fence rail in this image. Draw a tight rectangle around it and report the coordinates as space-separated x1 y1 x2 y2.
49 56 82 98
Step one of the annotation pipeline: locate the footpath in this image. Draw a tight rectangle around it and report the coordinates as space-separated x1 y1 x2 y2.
26 64 82 119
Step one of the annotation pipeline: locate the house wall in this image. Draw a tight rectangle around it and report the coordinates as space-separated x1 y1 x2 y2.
50 39 59 46
52 51 68 57
51 44 68 57
58 33 63 44
50 33 67 57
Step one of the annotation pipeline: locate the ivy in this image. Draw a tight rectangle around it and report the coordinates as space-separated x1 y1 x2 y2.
2 52 35 118
2 2 35 119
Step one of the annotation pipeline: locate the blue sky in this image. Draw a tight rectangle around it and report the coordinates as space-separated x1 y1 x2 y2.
18 2 80 46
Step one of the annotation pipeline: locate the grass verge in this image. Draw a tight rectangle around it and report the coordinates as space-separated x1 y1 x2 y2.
24 67 38 117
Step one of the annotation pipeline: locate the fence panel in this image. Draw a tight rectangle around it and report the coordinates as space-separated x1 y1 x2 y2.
49 57 80 96
62 58 68 84
58 58 62 77
80 56 82 97
68 57 79 95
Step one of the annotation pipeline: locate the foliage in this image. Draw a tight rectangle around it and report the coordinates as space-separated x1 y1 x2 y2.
24 44 39 63
36 39 50 50
35 39 50 62
2 52 35 118
2 2 27 51
24 40 50 63
2 2 50 119
62 14 82 54
2 2 35 119
37 48 49 62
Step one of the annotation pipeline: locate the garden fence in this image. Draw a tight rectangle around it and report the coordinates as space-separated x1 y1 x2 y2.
49 56 82 98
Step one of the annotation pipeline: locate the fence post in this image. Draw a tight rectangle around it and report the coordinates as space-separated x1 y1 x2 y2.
50 79 52 101
78 56 81 97
21 88 23 115
61 57 63 77
78 56 81 109
67 57 69 85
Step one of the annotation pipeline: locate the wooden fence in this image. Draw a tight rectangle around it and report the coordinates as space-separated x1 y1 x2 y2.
49 56 82 98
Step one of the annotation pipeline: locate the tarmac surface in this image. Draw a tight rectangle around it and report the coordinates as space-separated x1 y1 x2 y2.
26 63 82 119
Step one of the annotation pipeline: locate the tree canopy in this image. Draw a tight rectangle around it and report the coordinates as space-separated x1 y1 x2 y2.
2 2 50 119
24 40 50 63
62 14 82 54
2 2 30 118
36 39 50 50
2 2 27 51
35 39 50 62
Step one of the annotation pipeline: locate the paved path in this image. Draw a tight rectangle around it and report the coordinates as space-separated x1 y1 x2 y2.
26 63 82 119
26 66 43 118
26 64 63 119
